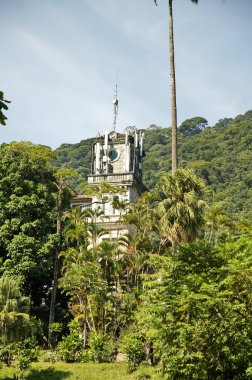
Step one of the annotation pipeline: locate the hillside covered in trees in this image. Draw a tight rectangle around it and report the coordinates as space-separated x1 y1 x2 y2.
55 110 252 220
1 110 252 380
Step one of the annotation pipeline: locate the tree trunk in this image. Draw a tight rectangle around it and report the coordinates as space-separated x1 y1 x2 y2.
169 0 178 173
83 297 88 348
48 184 63 347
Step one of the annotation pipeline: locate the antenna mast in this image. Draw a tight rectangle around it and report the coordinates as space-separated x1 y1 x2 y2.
113 83 119 131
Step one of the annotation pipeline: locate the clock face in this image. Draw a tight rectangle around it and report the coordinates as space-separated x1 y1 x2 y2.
108 149 119 162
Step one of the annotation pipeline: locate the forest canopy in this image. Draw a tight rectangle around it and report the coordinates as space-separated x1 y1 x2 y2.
55 110 252 219
1 110 252 379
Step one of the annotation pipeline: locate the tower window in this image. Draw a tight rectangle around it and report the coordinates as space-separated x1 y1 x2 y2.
108 149 119 162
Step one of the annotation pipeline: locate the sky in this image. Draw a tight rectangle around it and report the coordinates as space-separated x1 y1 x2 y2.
1 0 252 149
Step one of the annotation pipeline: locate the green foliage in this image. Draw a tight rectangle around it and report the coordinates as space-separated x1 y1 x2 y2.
138 238 252 379
0 142 57 305
57 333 83 363
179 116 208 137
48 322 63 346
153 169 208 245
20 338 40 361
16 338 40 369
88 333 107 363
42 355 58 364
57 321 83 362
0 91 11 126
0 276 32 344
120 332 144 373
54 139 93 191
0 338 39 380
0 344 16 366
88 332 117 363
54 110 252 219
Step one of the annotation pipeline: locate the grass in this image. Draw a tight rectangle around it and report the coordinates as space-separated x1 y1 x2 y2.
0 362 162 380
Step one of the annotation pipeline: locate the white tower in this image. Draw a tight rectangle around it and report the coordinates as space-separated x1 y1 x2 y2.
88 129 146 200
71 90 147 243
85 130 146 242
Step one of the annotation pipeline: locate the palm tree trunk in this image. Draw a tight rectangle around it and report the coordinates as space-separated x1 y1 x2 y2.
48 184 63 347
83 297 88 348
169 0 178 173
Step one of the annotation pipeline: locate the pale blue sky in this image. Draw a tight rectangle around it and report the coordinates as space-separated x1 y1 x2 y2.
1 0 251 148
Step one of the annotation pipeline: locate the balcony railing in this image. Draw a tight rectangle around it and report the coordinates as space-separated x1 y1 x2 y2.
88 173 134 184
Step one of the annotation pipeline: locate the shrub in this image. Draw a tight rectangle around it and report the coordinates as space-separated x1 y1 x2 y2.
57 319 84 362
120 332 144 372
41 352 58 363
88 332 117 363
20 338 39 362
80 349 92 363
48 322 63 347
15 338 40 379
0 343 16 366
57 332 83 362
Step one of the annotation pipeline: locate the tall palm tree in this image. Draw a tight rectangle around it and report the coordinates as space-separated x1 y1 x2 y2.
59 246 102 347
154 0 198 173
48 168 81 347
64 206 89 248
82 207 108 249
155 169 207 246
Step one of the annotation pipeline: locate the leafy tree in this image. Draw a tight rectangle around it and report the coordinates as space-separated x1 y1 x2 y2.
59 202 137 345
204 201 233 243
138 236 252 379
0 276 32 344
54 138 94 189
0 142 56 305
59 245 103 347
179 117 208 137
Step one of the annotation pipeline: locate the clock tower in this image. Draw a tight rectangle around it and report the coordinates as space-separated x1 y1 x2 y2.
71 88 147 242
88 129 146 202
71 129 146 243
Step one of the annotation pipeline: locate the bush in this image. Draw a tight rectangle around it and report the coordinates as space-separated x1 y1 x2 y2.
88 332 106 362
15 338 40 364
120 332 144 372
57 319 84 362
79 349 92 363
15 338 40 379
57 332 83 362
41 352 58 363
48 322 63 347
88 332 117 363
0 344 16 366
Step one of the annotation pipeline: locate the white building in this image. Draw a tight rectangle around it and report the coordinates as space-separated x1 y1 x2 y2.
71 129 147 243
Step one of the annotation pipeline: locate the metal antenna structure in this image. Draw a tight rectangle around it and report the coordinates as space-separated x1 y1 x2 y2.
113 83 119 131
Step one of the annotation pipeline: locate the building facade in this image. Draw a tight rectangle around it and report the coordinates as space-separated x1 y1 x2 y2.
71 129 147 243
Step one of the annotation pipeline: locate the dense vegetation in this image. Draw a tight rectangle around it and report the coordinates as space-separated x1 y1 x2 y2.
55 110 252 219
1 110 252 379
